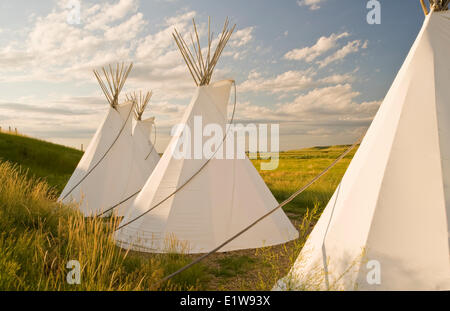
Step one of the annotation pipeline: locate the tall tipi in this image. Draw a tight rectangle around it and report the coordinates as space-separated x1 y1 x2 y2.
115 19 298 254
276 3 450 291
59 64 159 217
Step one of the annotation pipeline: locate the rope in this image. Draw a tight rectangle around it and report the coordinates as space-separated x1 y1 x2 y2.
114 81 237 231
96 121 158 217
61 102 134 201
97 190 140 217
159 134 364 284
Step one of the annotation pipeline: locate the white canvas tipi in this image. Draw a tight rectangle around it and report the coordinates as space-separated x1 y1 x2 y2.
59 64 160 217
276 4 450 291
115 19 298 254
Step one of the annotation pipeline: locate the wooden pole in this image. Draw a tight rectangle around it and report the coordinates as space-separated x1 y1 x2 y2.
421 0 429 15
15 128 17 135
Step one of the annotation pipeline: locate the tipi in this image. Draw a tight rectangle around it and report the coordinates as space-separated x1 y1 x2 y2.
276 2 450 291
59 64 160 217
115 18 298 254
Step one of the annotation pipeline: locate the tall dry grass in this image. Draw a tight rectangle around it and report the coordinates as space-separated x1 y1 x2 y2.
0 161 206 290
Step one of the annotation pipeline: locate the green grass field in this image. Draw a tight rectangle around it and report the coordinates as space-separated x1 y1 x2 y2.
255 147 355 219
0 131 356 290
0 132 82 193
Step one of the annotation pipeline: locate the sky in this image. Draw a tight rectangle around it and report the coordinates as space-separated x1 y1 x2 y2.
0 0 425 151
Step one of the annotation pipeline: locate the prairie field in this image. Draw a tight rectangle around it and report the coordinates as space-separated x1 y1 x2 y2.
0 131 356 290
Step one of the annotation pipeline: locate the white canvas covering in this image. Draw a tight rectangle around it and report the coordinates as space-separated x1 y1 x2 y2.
59 102 160 216
276 10 450 291
115 80 298 253
114 117 160 216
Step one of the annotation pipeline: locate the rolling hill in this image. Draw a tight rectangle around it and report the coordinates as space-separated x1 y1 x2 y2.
0 132 82 193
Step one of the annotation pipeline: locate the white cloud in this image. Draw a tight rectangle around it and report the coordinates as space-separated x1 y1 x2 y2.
84 0 139 31
236 84 380 125
284 32 369 69
317 40 362 68
240 70 316 94
0 3 259 147
281 84 379 120
0 94 107 143
0 3 246 97
0 0 145 82
230 26 254 47
284 32 349 61
104 12 146 41
297 0 327 11
233 83 380 150
239 69 353 94
317 73 354 84
164 10 196 26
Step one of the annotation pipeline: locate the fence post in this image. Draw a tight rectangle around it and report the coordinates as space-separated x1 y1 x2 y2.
15 128 18 135
8 126 11 132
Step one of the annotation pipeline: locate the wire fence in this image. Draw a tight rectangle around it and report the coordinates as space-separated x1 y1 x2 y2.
0 126 19 135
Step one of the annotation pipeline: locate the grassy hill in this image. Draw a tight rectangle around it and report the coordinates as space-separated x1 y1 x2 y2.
0 131 356 290
0 132 82 193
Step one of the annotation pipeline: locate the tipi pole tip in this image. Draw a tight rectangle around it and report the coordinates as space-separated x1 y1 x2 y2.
426 0 450 12
443 0 450 10
172 17 236 86
421 0 429 15
94 62 133 109
127 90 153 121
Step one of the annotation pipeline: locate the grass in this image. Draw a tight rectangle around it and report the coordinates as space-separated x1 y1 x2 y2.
211 256 257 278
0 132 82 193
0 161 213 290
254 146 356 218
0 131 357 290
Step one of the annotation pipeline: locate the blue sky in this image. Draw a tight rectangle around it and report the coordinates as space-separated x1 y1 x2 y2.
0 0 425 150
